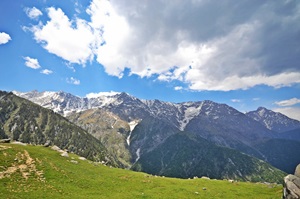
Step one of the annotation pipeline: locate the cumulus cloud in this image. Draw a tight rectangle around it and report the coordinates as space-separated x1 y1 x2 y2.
27 0 300 91
273 107 300 121
275 98 300 107
0 32 11 45
30 7 96 65
23 56 41 69
25 7 43 20
94 0 300 90
66 77 80 85
40 69 53 75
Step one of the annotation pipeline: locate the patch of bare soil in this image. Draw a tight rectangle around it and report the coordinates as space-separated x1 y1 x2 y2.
0 149 45 182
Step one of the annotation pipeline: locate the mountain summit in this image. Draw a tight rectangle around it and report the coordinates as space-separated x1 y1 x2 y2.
246 107 300 133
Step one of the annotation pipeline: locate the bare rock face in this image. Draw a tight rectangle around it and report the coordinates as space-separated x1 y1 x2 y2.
283 164 300 199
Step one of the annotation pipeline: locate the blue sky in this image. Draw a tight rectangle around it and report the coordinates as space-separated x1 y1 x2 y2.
0 0 300 120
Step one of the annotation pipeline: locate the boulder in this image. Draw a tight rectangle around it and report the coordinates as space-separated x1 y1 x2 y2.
51 145 61 151
78 157 86 161
0 138 11 143
295 164 300 178
61 151 69 157
70 160 78 164
43 140 51 147
201 176 210 180
283 173 300 199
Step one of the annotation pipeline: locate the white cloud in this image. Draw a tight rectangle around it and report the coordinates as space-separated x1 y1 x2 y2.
25 7 43 20
86 91 120 98
87 0 131 77
273 107 300 121
187 72 300 91
0 32 11 45
66 77 80 85
40 69 53 75
174 86 183 91
31 7 96 65
23 56 41 69
89 0 300 91
27 0 300 91
275 98 300 107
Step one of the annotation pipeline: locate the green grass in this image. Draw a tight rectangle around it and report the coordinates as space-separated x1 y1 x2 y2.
0 143 282 199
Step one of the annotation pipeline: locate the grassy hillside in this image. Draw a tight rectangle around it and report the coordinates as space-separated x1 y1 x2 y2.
0 143 282 199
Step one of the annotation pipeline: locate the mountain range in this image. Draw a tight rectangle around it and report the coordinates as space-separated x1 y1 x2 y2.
6 90 300 180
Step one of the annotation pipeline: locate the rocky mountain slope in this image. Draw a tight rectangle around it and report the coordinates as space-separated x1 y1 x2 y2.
246 107 300 133
13 90 125 116
277 128 300 141
67 108 133 168
13 90 300 176
0 91 119 166
132 132 285 183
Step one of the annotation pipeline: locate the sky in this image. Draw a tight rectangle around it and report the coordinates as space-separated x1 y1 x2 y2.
0 0 300 120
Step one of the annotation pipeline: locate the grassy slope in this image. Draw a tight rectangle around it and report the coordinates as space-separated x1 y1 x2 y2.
0 143 282 199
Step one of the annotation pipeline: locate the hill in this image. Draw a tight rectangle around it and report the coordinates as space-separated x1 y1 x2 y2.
0 143 283 199
0 91 119 166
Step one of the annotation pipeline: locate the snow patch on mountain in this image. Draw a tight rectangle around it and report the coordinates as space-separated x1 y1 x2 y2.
13 90 124 116
135 148 141 163
178 102 204 131
126 120 140 146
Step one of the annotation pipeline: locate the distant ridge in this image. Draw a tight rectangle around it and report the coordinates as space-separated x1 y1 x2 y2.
246 107 300 133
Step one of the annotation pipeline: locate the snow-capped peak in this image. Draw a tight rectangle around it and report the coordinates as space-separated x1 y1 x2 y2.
246 107 300 133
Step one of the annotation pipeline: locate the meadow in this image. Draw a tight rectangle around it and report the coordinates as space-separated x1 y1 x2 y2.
0 143 282 199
